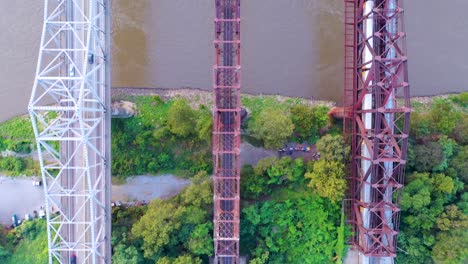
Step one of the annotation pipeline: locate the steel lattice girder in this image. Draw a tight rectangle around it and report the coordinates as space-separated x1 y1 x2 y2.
28 1 111 263
343 0 410 259
213 0 241 263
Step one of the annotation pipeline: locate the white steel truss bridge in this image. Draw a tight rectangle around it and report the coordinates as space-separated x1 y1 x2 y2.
28 0 111 263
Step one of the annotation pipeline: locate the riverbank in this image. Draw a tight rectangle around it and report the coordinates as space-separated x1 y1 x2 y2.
112 87 336 108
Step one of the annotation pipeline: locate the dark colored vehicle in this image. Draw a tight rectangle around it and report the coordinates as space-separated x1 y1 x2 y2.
70 254 77 264
11 214 18 227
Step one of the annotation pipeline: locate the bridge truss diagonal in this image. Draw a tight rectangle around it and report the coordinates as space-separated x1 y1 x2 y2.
343 0 411 262
28 1 111 263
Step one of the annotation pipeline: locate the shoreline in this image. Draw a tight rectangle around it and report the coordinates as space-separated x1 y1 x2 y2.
1 87 464 123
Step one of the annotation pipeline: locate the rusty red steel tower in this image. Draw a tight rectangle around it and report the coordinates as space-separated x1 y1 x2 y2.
343 0 411 260
213 0 241 263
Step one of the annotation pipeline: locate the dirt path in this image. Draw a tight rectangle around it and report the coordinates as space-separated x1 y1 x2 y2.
0 175 191 226
0 176 44 225
111 175 191 202
240 142 277 166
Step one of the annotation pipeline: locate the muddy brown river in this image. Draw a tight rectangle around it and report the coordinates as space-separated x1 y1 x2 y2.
1 0 467 122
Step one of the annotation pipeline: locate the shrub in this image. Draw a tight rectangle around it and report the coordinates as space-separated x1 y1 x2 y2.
0 157 26 176
167 99 197 138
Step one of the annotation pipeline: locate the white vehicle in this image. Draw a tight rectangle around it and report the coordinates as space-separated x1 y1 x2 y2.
25 214 32 221
38 209 46 219
32 180 42 186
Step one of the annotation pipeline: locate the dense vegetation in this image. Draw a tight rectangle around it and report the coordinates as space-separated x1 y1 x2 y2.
111 96 213 180
0 219 48 264
397 93 468 263
1 92 466 263
111 142 348 263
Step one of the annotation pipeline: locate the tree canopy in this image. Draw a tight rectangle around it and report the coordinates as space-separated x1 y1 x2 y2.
249 108 294 149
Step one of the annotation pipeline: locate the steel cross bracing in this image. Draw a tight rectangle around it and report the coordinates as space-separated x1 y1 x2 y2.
213 0 241 263
343 0 410 261
28 0 111 263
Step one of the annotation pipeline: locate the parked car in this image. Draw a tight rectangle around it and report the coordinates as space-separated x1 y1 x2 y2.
32 180 42 186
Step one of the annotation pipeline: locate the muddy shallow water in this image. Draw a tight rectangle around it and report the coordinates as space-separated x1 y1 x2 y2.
1 0 467 122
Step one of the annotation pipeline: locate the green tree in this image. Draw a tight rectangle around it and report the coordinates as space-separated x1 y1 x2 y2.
132 171 213 260
433 136 457 172
410 111 432 140
0 157 25 176
249 108 294 149
196 108 213 143
112 244 144 264
430 98 462 135
132 200 182 258
167 99 197 138
290 105 330 141
436 205 468 231
315 134 348 162
305 160 346 202
187 223 212 256
450 146 468 182
241 164 269 199
452 113 468 145
432 230 468 264
398 172 457 263
410 142 444 172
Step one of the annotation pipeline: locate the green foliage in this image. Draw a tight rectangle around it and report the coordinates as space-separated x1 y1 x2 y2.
316 134 348 162
449 92 468 108
249 108 294 149
433 136 457 172
432 229 468 264
290 105 330 142
242 156 307 200
305 160 346 202
450 145 468 182
3 220 48 264
398 172 458 263
167 99 197 138
242 195 341 263
111 96 212 178
132 171 213 261
0 156 26 176
436 205 468 231
410 111 432 140
240 164 268 199
196 107 213 143
112 244 144 264
430 98 462 135
0 116 34 153
409 141 444 172
452 113 468 145
0 116 34 142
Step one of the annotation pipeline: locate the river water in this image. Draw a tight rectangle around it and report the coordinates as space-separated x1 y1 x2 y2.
1 0 467 122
